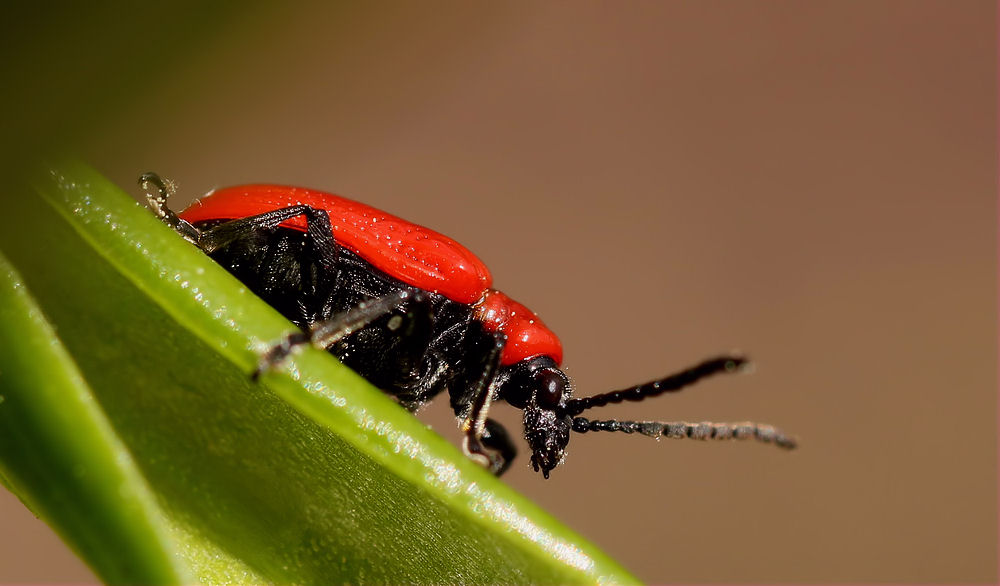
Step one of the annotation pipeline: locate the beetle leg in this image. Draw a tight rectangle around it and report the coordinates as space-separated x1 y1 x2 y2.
336 290 438 406
460 332 508 474
193 205 335 258
140 172 201 242
140 173 341 285
253 289 425 378
203 206 343 327
480 419 517 476
141 174 326 252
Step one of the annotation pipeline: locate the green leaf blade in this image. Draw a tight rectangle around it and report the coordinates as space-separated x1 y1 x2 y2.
0 253 190 585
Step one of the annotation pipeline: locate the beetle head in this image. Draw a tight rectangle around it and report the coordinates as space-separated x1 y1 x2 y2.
500 359 572 479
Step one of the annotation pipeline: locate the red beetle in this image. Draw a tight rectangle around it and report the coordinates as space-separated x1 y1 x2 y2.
142 173 796 478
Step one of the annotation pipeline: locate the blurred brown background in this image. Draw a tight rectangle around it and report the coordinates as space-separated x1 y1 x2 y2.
1 1 996 583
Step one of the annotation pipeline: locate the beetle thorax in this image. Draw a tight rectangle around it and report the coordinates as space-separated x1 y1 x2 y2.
473 289 563 366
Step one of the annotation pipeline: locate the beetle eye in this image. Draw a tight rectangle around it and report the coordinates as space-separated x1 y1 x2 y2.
534 369 565 409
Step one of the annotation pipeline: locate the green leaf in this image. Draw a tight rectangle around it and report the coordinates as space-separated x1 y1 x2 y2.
0 254 189 585
0 163 637 584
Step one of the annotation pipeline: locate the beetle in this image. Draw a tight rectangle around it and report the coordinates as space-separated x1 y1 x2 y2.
140 173 796 478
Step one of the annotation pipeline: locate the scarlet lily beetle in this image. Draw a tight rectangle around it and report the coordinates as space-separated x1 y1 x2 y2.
140 173 797 478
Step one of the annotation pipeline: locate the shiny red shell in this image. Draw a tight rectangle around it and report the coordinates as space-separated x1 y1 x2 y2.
180 184 563 366
180 185 491 303
474 290 563 366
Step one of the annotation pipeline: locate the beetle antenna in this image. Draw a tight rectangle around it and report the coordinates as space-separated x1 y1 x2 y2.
571 417 797 449
139 172 201 243
563 355 747 416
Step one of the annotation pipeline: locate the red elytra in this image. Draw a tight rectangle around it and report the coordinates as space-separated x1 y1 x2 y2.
179 184 563 366
180 185 491 302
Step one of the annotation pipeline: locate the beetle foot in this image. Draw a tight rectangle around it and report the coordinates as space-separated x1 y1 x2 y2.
252 331 310 380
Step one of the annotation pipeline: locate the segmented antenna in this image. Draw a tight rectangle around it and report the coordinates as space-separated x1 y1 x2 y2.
571 417 797 449
563 356 747 416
